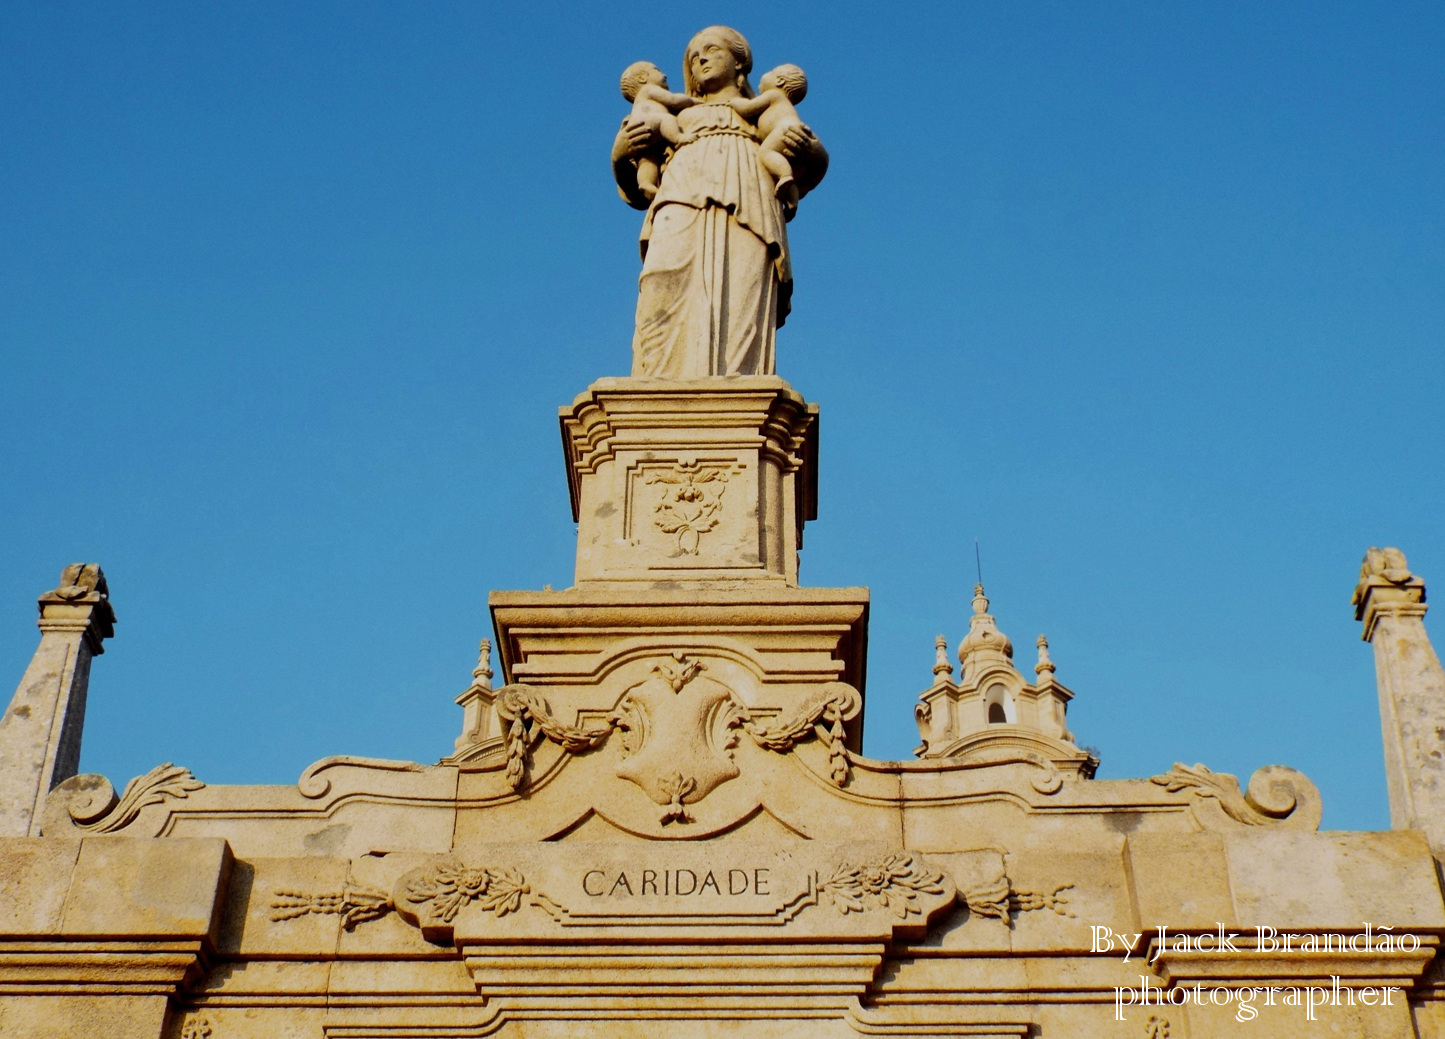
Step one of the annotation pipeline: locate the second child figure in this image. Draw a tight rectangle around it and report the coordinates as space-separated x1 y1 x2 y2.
728 63 808 217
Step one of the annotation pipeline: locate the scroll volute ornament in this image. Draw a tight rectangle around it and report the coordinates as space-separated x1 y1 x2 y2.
42 762 204 836
1150 762 1323 830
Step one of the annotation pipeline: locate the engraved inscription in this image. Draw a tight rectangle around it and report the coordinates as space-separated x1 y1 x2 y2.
581 867 772 898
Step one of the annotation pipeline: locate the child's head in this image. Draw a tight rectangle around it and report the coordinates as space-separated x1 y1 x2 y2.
760 64 807 103
620 61 668 102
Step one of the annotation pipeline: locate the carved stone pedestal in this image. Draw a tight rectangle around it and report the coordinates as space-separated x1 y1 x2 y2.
476 585 870 831
451 376 861 835
561 376 817 585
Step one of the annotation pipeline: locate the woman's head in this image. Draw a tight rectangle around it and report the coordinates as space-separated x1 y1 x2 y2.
683 26 754 98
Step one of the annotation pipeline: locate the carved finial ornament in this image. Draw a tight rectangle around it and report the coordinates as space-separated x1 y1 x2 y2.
473 638 494 687
1357 545 1416 590
1034 634 1055 679
37 562 116 647
957 583 1014 675
931 634 953 681
1353 545 1427 640
43 563 110 604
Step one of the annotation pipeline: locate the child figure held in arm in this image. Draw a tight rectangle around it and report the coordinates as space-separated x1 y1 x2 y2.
619 61 696 202
728 63 809 217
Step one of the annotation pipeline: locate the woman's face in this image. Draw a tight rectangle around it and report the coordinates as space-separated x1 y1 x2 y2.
688 33 739 94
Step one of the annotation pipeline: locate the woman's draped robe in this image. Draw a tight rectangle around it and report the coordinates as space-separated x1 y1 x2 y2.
632 103 793 378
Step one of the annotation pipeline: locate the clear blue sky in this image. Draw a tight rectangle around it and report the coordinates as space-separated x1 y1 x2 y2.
3 2 1441 830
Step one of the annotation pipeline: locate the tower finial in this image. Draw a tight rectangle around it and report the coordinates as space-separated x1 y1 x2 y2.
1035 634 1056 682
932 634 954 682
473 638 494 688
971 584 989 615
958 583 1013 675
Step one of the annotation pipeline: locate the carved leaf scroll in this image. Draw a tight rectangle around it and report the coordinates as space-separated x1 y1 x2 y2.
44 762 205 835
731 681 861 787
1150 762 1322 830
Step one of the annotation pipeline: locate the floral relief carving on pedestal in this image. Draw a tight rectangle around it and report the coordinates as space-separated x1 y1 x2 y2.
646 461 731 554
395 857 545 924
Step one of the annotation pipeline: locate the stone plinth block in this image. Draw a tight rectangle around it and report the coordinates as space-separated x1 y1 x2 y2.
561 376 817 585
0 835 230 1003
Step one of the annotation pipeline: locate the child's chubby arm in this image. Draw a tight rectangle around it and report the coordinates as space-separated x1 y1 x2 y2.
637 84 697 112
728 92 776 121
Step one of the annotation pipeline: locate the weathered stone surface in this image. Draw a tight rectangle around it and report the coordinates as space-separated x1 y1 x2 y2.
0 837 80 935
63 836 231 940
1355 546 1445 847
0 995 167 1039
0 836 230 1039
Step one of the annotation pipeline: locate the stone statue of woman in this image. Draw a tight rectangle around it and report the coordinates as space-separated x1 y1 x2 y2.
612 27 828 378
